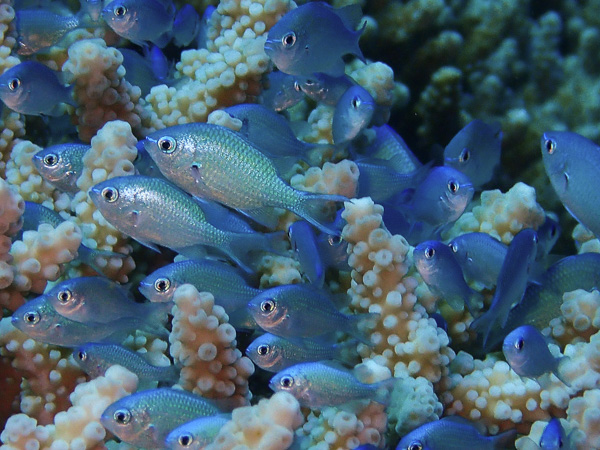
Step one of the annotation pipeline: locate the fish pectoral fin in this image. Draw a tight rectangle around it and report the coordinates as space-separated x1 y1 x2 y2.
190 161 208 186
133 238 160 253
128 210 141 227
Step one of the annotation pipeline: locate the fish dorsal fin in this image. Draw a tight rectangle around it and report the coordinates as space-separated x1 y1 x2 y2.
334 4 364 31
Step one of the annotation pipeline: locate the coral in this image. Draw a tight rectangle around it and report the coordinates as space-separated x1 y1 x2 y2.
560 329 600 392
258 253 301 287
567 389 600 449
291 160 359 199
62 39 151 142
206 392 304 450
169 284 254 408
0 177 23 281
573 223 600 254
0 0 19 75
342 198 455 382
546 289 600 347
296 104 335 145
0 365 138 449
0 109 25 179
145 0 294 128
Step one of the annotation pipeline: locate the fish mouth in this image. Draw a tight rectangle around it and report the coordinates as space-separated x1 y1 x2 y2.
263 40 277 53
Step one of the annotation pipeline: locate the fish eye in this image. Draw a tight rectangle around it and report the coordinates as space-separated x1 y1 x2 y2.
57 289 72 304
544 138 556 154
101 186 119 203
280 375 294 388
157 136 176 154
77 350 87 361
304 78 315 86
550 224 558 236
408 442 423 450
257 344 270 355
154 277 171 293
43 153 58 167
178 433 194 447
424 246 435 259
459 148 470 163
328 235 343 246
281 31 296 48
449 242 458 253
514 337 524 351
113 408 131 424
293 80 302 92
351 96 361 109
447 179 459 193
8 77 20 91
260 299 275 314
23 311 40 324
113 4 127 16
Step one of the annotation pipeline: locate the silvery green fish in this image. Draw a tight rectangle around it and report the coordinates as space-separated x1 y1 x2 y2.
264 2 365 77
541 131 600 238
269 361 392 408
246 332 356 372
444 120 502 189
502 325 570 386
297 73 356 105
471 228 538 347
413 240 482 313
448 232 508 289
172 4 200 47
247 284 375 344
0 61 75 116
32 143 89 194
260 70 304 112
100 388 220 449
289 220 325 287
165 414 230 450
89 175 279 271
395 416 517 450
332 84 375 144
102 0 175 47
74 343 179 384
143 123 346 234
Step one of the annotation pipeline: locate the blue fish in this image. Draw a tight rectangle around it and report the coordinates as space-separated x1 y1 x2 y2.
260 70 304 112
194 5 215 50
288 220 325 287
297 73 356 105
0 61 75 116
332 84 375 144
78 0 103 22
355 125 422 174
444 120 502 189
264 2 365 77
32 143 89 194
536 214 561 262
172 4 200 47
165 414 230 450
120 48 170 97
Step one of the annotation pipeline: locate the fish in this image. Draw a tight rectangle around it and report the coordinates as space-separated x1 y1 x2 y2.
536 214 561 262
485 252 600 351
470 228 539 347
100 388 220 449
260 70 304 112
79 0 103 22
120 48 169 97
143 123 347 234
541 131 600 238
73 342 179 384
413 240 482 313
332 84 375 144
194 5 215 50
165 414 231 450
316 231 350 272
0 61 75 116
133 141 165 179
264 2 365 77
288 220 325 286
32 143 89 194
172 4 200 47
395 416 517 450
297 73 356 105
444 120 502 189
101 0 176 47
246 333 357 372
247 284 376 344
540 418 572 450
502 325 570 386
448 232 508 289
355 125 422 174
269 361 392 408
89 175 279 272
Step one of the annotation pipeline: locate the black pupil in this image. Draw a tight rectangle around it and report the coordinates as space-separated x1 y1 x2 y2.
116 412 126 422
263 301 273 312
258 345 268 355
283 377 291 386
157 280 166 290
78 351 85 359
116 6 125 15
180 435 191 446
45 155 56 165
517 339 524 350
26 313 35 322
9 78 18 90
461 149 470 161
351 97 359 108
426 248 434 258
59 292 68 301
449 182 457 192
545 140 554 152
284 34 294 45
104 189 113 200
160 140 171 150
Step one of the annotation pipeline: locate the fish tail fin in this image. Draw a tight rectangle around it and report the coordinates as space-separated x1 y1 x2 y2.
294 192 348 235
469 311 494 348
159 364 180 384
140 302 171 338
333 338 360 366
77 244 127 276
227 231 286 273
348 312 379 345
371 377 397 406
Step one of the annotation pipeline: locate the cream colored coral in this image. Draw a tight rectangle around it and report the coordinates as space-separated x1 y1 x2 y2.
169 284 254 408
0 178 23 257
145 0 294 128
567 388 600 449
206 392 304 450
0 365 138 449
0 109 25 178
0 1 19 75
348 60 396 111
573 223 600 254
62 38 151 142
295 104 335 145
445 182 546 244
258 253 302 287
546 289 600 347
291 160 359 199
560 329 600 392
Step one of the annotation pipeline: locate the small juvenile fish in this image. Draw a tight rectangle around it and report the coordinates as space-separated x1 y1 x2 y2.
74 343 179 383
541 131 600 238
260 70 304 112
358 125 422 174
316 231 350 271
172 4 200 47
247 284 375 344
396 416 517 450
471 228 538 346
413 240 481 313
269 361 392 408
165 414 230 450
0 61 75 116
100 388 220 449
246 333 356 372
32 143 89 194
264 2 365 77
332 85 375 145
79 0 103 22
297 73 356 105
448 232 508 289
444 120 502 189
289 220 325 287
539 418 571 450
502 325 570 386
89 175 279 272
102 0 176 47
143 123 346 234
536 214 561 262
